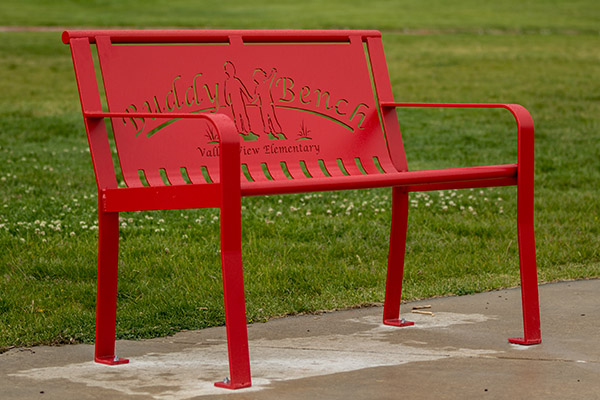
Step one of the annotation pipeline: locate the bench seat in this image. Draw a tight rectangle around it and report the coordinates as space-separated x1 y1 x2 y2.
102 163 517 213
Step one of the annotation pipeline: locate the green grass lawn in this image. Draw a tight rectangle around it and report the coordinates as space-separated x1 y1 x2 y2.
1 1 599 350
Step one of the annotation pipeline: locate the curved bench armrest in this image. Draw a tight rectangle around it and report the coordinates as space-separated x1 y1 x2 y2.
381 102 534 156
85 111 240 191
380 102 535 184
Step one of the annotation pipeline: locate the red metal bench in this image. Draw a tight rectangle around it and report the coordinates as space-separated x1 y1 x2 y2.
63 29 541 389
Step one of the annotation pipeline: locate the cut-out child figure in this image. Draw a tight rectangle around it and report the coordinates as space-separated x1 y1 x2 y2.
224 61 254 136
253 68 284 139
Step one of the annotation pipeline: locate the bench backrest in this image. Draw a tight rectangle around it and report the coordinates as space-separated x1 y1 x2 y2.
64 30 407 189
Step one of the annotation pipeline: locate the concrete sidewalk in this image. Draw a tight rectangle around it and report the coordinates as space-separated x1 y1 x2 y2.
1 279 599 399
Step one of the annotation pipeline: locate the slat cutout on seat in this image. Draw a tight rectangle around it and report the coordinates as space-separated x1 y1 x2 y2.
246 163 270 182
137 170 150 187
265 162 291 181
241 164 254 182
317 160 332 177
286 162 307 179
159 169 172 185
341 158 364 176
356 157 380 174
166 168 188 186
322 160 346 177
298 161 312 178
145 171 166 186
373 156 397 173
179 167 193 184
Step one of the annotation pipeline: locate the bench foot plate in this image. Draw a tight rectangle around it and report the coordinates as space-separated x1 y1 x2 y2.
508 337 542 345
95 355 130 365
214 379 251 390
383 318 414 327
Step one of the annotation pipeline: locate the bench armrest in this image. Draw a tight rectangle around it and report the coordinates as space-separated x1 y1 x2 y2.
380 101 534 181
85 111 240 191
380 101 533 135
380 101 534 145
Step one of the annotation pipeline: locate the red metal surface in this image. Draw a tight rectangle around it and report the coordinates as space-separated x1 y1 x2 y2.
383 102 541 345
64 29 541 390
62 29 381 44
383 187 414 327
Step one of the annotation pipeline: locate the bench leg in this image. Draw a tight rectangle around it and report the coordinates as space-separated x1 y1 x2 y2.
509 180 542 345
94 210 129 365
383 188 414 327
214 202 251 389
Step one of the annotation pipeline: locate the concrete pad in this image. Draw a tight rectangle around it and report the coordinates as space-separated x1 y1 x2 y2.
1 279 599 399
